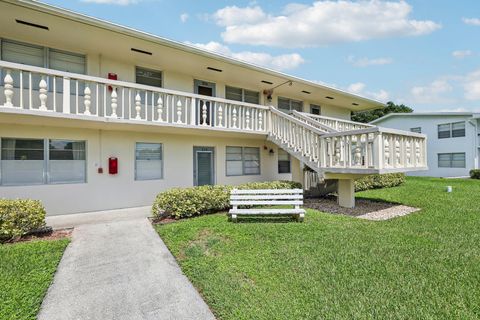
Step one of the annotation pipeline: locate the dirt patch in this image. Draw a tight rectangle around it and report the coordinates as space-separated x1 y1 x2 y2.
304 196 420 220
5 228 72 244
179 229 229 260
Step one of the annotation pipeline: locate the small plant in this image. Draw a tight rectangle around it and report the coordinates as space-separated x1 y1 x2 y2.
152 180 302 219
355 173 406 192
0 199 46 242
470 169 480 179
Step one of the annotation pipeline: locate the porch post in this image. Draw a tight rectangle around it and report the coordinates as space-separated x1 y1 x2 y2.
338 179 355 208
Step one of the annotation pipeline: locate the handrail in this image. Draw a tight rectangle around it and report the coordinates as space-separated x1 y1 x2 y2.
0 60 269 110
291 110 337 133
299 111 375 127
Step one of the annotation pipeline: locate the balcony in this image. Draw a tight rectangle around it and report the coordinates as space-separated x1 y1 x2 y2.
0 60 428 176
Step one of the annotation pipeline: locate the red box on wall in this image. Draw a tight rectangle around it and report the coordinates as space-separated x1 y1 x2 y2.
108 157 118 175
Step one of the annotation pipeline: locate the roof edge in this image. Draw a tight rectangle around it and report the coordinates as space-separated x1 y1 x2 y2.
370 112 476 124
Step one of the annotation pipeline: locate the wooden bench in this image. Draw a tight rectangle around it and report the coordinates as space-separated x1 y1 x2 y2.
228 189 305 222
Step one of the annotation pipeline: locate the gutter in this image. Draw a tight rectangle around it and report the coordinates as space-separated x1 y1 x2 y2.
468 117 479 169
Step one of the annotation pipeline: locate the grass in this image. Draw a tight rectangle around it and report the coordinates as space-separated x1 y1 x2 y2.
0 239 70 320
156 177 480 319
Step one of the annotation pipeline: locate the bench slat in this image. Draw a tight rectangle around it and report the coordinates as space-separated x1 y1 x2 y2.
229 209 305 215
230 194 303 200
230 200 303 205
230 189 303 195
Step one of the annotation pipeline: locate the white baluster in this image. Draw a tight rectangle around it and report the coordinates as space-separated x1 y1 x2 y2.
156 95 163 122
354 144 362 166
384 137 390 166
135 92 141 120
39 76 48 111
217 105 223 127
415 141 421 165
3 70 14 107
406 141 411 166
201 101 207 125
111 87 118 118
245 109 250 130
83 85 91 115
232 107 237 128
395 139 401 165
176 99 183 124
258 111 263 131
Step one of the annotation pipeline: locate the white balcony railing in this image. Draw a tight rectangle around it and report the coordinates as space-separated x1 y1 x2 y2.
298 111 375 132
0 60 268 133
269 108 427 173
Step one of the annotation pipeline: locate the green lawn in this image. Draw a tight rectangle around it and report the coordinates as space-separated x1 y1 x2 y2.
0 239 69 320
156 177 480 319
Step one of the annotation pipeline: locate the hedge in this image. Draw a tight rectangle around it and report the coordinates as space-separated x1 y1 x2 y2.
0 199 46 242
470 169 480 179
152 180 302 219
354 173 406 192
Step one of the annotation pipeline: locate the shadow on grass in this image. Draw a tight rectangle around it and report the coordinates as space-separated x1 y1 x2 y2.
229 215 299 224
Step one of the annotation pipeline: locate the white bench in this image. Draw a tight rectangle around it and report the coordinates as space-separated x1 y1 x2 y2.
228 189 306 222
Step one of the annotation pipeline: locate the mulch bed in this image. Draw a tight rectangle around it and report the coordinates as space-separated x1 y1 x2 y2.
304 196 420 220
3 227 72 244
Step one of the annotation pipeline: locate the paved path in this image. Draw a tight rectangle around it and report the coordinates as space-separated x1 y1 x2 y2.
39 208 215 320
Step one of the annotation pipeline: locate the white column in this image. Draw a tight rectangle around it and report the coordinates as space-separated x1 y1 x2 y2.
338 179 355 208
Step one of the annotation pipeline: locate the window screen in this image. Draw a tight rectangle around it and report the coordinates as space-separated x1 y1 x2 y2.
135 142 163 180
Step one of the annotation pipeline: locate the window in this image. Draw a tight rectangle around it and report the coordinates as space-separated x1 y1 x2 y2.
49 140 86 184
135 67 162 88
310 104 321 115
1 40 45 67
1 138 45 185
410 127 422 133
278 149 291 174
226 146 260 176
452 122 466 137
225 86 260 104
0 138 86 185
438 153 466 168
278 97 303 113
135 143 163 180
438 122 465 139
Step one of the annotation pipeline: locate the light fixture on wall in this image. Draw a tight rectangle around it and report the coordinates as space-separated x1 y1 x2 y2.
269 148 275 155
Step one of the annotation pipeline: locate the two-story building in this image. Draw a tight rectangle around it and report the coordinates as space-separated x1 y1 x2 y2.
372 112 479 177
0 0 427 215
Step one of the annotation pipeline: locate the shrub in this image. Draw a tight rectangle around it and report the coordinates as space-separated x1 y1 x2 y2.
470 169 480 179
152 180 302 219
0 199 46 242
355 173 406 192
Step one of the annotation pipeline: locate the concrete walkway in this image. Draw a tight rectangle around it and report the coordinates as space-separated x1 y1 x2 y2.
39 208 215 320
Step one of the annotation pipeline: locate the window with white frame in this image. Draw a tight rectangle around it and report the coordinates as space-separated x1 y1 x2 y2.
226 146 260 176
278 149 291 174
438 121 465 139
0 138 86 185
135 142 163 180
278 97 303 113
410 127 422 133
135 67 162 88
438 153 465 168
225 86 260 104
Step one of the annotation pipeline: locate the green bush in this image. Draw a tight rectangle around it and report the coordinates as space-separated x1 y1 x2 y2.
152 180 302 219
355 173 406 192
0 199 46 242
470 169 480 179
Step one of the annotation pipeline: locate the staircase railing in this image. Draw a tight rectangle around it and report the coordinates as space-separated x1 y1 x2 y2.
269 107 427 173
297 111 375 131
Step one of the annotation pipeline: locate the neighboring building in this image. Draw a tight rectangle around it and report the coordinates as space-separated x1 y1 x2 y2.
371 112 479 177
0 0 427 215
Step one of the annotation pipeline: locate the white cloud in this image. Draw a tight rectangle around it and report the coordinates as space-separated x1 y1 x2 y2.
463 70 480 100
452 50 473 59
346 82 389 102
347 55 393 67
180 13 189 23
410 79 453 104
462 17 480 26
212 1 441 48
186 41 304 71
81 0 138 4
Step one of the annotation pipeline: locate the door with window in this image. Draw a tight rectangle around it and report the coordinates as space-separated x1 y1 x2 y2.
193 147 214 186
194 80 216 126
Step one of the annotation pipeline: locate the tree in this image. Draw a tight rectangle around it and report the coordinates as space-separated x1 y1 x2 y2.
351 101 413 123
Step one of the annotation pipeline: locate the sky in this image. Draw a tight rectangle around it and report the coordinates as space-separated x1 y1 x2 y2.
42 0 480 112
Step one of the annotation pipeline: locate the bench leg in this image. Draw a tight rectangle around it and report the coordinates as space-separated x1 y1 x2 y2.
231 214 237 223
227 214 232 222
297 213 304 222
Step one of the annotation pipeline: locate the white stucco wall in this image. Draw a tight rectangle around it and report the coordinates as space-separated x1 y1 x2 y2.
375 115 479 177
0 124 293 215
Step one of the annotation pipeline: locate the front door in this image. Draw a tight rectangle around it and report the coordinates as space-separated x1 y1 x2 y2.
194 80 216 126
193 147 215 186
